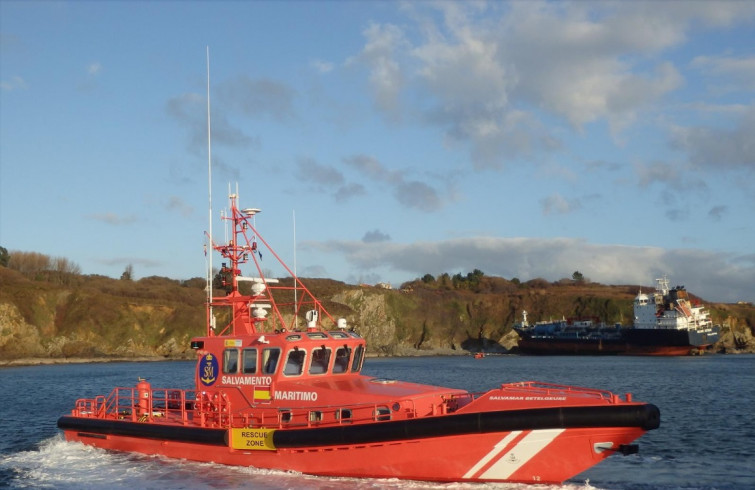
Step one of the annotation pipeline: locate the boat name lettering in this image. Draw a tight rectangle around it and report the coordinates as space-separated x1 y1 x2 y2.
221 376 273 386
490 396 567 401
274 390 318 401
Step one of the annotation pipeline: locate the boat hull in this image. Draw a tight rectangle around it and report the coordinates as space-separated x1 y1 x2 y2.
59 405 655 484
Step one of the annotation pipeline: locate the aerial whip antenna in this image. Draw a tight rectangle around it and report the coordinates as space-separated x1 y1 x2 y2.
293 209 298 329
206 46 215 333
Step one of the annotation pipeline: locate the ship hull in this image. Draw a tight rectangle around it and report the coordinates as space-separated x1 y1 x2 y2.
623 327 719 354
516 326 720 356
516 337 627 355
59 403 657 484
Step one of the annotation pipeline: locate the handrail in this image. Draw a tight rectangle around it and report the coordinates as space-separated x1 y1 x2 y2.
500 381 615 400
73 383 619 430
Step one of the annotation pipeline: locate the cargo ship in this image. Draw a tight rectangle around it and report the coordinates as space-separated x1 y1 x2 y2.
514 277 720 355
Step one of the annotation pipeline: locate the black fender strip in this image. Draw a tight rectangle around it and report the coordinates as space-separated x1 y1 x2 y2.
272 403 660 448
57 416 227 446
58 403 659 450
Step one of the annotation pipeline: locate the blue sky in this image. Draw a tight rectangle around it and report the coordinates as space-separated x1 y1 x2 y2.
1 1 753 303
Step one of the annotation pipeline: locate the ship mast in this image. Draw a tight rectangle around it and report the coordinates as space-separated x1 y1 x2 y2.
293 209 298 330
201 52 335 338
206 46 215 336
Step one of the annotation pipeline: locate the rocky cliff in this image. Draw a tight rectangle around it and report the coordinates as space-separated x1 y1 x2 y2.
1 267 753 364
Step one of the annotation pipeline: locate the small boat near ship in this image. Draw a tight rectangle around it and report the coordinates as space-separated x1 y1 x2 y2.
58 191 660 484
514 277 721 356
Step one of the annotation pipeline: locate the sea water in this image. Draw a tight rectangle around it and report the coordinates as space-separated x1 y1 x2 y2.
1 355 753 489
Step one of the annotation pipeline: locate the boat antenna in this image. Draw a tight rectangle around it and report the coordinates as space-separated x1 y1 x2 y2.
293 209 298 329
206 46 215 333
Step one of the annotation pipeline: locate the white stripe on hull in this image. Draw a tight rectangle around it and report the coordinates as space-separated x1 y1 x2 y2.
462 431 521 479
465 429 565 480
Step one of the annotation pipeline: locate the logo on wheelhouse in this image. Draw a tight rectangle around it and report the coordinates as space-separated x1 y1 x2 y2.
199 353 218 386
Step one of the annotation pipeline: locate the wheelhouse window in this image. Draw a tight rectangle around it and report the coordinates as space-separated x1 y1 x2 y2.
262 348 281 374
223 349 239 374
309 346 331 375
351 345 365 373
284 348 305 376
333 346 351 374
242 348 257 374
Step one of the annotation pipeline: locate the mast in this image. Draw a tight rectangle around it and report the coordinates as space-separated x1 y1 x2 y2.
206 46 215 335
293 209 298 329
199 52 334 337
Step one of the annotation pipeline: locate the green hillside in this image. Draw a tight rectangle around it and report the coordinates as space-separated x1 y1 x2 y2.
1 263 753 363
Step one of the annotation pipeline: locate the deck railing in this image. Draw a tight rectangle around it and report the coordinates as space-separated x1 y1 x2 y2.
71 385 474 429
70 381 627 430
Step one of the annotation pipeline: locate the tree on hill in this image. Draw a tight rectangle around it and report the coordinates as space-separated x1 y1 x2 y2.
121 264 134 281
421 273 435 284
7 250 80 283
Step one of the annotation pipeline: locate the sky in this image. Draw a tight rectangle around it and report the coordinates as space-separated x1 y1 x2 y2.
1 1 754 304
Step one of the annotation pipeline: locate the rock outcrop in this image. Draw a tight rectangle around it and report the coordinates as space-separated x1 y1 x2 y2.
1 267 753 363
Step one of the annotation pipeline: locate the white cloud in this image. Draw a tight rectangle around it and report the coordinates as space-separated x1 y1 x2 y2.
634 160 681 187
166 92 255 155
349 1 752 169
362 229 391 243
692 54 755 93
305 236 755 303
95 257 162 269
166 196 193 218
501 3 684 133
0 75 27 91
88 213 137 225
394 181 442 212
297 157 344 187
669 107 755 170
343 154 403 184
217 76 297 122
540 193 580 215
342 154 445 212
348 22 407 120
310 59 334 73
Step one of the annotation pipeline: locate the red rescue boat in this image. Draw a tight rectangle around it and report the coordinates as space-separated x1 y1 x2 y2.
58 192 659 484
